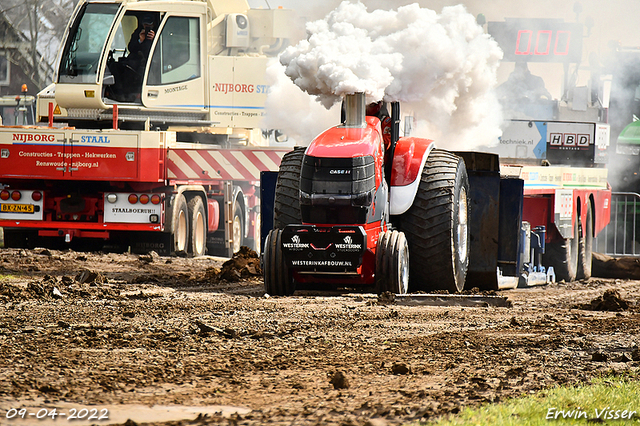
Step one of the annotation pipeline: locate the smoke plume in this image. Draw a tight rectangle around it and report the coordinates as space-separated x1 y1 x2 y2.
270 1 504 149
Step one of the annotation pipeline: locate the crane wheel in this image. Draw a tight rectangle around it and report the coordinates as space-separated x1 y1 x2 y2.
263 229 294 296
171 194 189 255
544 216 579 282
398 149 469 293
274 147 305 229
375 230 409 294
232 202 244 254
577 200 594 280
188 196 207 257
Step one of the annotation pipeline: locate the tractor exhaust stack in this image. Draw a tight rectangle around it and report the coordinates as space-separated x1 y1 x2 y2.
344 93 366 128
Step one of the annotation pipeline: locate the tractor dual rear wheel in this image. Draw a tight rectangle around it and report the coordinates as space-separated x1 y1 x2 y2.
399 149 469 293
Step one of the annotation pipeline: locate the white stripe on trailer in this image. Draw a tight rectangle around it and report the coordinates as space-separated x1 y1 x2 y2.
170 153 201 179
190 151 222 179
254 151 279 171
210 151 243 179
231 151 261 179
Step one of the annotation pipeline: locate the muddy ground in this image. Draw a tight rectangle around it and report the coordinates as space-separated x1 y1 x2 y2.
0 247 639 426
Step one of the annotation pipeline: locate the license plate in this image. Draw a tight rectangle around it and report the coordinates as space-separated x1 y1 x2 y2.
0 203 34 213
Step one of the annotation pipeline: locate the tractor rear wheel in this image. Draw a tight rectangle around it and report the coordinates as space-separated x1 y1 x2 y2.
274 147 305 229
577 200 594 280
375 230 409 294
544 216 579 282
399 149 469 293
263 229 295 296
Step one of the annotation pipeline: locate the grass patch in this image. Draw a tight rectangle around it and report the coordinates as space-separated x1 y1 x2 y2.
426 374 640 425
0 273 20 282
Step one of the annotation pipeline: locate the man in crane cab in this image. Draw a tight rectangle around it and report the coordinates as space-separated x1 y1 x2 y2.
106 13 157 102
128 14 156 66
366 100 392 149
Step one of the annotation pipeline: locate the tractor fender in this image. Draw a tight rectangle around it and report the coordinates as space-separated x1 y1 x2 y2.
389 137 435 215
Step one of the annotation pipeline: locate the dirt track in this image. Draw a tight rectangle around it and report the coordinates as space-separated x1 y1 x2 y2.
0 247 639 426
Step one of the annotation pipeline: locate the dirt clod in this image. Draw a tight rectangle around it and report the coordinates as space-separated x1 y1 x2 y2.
391 363 410 375
203 246 261 282
581 289 630 312
591 351 608 362
330 371 350 389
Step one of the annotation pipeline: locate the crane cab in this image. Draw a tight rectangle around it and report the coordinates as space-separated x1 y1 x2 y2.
55 1 208 127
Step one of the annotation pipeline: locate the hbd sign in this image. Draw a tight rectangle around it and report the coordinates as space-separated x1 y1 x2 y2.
549 132 590 149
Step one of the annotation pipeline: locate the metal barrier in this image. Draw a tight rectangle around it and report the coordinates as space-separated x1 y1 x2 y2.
594 192 640 256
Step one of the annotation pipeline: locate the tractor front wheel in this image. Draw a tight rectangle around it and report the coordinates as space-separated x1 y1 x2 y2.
263 229 295 296
375 230 409 294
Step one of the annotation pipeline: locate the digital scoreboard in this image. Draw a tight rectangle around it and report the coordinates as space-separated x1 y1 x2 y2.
488 18 583 63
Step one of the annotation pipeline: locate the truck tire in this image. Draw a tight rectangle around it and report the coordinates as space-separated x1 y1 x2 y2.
375 230 409 294
188 196 207 257
274 147 305 229
232 202 244 254
2 229 38 249
171 194 189 255
263 229 295 296
544 217 579 282
577 200 593 280
399 149 469 293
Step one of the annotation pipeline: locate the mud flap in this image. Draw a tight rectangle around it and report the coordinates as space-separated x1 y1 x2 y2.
455 152 524 290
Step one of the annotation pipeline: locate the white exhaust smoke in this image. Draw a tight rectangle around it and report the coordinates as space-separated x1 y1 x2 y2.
270 1 504 149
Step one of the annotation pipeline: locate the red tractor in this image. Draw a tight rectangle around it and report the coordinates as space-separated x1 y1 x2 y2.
263 93 470 295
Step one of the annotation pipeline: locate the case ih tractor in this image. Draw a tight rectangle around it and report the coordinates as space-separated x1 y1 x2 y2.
263 93 470 295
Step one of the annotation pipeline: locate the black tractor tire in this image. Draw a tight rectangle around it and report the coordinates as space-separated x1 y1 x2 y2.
577 200 594 280
188 196 207 257
274 147 305 229
171 194 189 255
398 149 470 293
544 217 579 282
263 229 295 296
375 230 409 294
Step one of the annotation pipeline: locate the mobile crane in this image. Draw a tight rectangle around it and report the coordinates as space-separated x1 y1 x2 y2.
0 0 292 256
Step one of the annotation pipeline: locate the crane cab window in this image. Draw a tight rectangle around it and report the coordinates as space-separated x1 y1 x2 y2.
147 17 201 85
59 3 119 83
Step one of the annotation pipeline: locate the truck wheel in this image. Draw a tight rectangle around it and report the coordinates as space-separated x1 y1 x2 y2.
172 194 189 255
544 217 579 282
2 229 38 249
232 202 244 254
274 147 305 229
399 149 469 293
263 229 294 296
577 200 594 280
188 196 207 257
375 230 409 294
